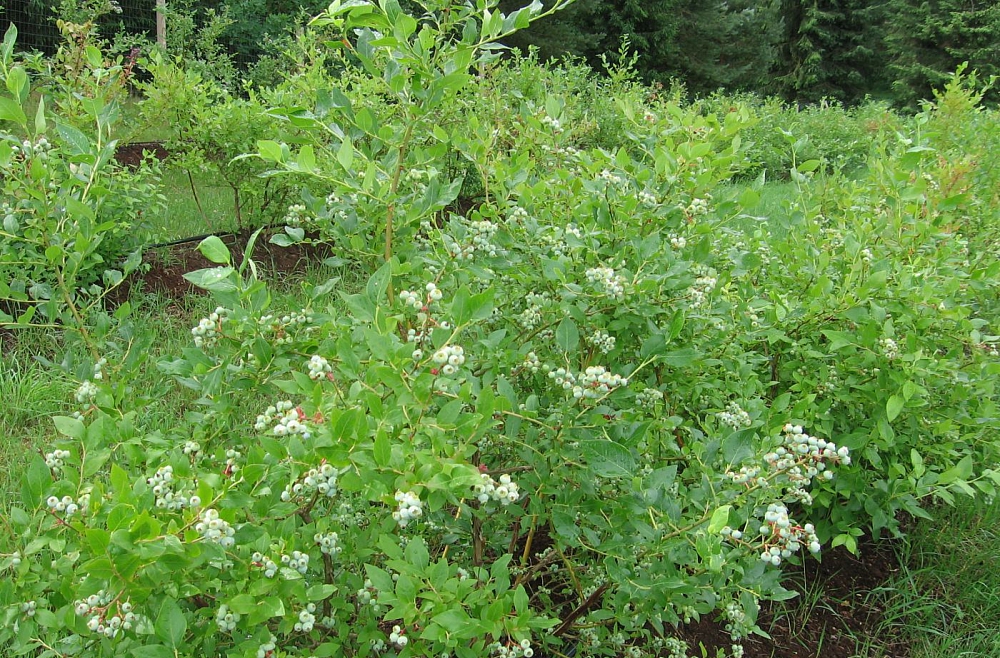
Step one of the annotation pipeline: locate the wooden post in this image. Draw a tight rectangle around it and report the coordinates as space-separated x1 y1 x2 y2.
156 0 166 49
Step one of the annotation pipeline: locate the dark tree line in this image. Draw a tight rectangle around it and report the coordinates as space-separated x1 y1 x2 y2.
501 0 999 106
2 0 997 106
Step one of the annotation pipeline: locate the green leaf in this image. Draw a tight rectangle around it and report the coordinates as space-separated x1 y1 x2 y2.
739 188 759 210
228 594 256 615
53 415 85 439
661 348 698 367
6 66 28 102
183 267 237 292
555 317 579 352
257 139 285 163
373 429 391 467
938 455 974 486
56 122 90 154
580 440 635 478
708 505 732 533
0 96 26 126
197 236 231 265
297 144 316 172
337 137 354 171
84 45 103 68
154 598 186 648
797 159 821 173
886 395 904 422
131 646 175 658
821 330 855 352
404 536 429 569
22 454 50 510
450 286 472 325
34 94 46 133
366 260 392 302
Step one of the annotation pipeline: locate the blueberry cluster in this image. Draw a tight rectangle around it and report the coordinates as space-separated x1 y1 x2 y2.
147 465 198 511
431 344 466 377
489 637 534 658
283 203 310 227
587 329 616 354
638 189 658 206
45 448 71 472
280 550 310 575
216 604 240 631
725 465 761 485
392 490 423 528
688 271 717 308
585 266 626 300
684 195 712 217
757 503 820 566
75 380 98 404
295 604 317 632
306 355 333 381
473 473 521 505
518 304 542 330
388 624 409 648
75 591 139 638
764 424 851 485
598 168 624 185
356 578 379 608
46 492 90 518
314 531 342 557
446 219 501 260
196 509 236 549
258 310 316 346
541 114 563 133
575 366 628 400
634 387 664 409
191 307 229 348
521 351 541 374
717 401 752 430
281 463 339 502
256 634 278 658
251 551 279 578
880 337 899 360
255 400 312 439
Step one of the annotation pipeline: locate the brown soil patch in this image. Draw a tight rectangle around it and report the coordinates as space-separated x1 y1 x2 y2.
676 538 905 658
114 141 170 168
112 228 334 303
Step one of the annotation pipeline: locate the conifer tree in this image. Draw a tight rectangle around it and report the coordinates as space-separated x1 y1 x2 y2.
774 0 886 103
882 0 1000 107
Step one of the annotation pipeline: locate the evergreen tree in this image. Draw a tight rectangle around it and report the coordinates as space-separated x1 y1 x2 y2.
774 0 886 103
499 0 781 96
883 0 1000 107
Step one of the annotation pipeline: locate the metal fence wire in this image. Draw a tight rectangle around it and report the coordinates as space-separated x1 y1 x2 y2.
0 1 259 71
1 1 156 56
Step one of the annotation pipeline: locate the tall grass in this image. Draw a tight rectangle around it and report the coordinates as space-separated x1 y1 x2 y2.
872 497 1000 657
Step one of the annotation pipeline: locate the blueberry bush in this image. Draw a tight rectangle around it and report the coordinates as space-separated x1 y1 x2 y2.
1 2 998 658
0 24 162 333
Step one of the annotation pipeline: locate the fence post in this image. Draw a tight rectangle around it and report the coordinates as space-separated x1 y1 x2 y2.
156 0 166 49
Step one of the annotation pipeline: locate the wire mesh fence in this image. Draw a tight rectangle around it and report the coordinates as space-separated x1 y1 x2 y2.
0 1 260 71
1 1 156 55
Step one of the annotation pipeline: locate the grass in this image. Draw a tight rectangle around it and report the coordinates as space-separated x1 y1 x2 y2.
150 167 242 242
870 497 1000 657
0 339 73 504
